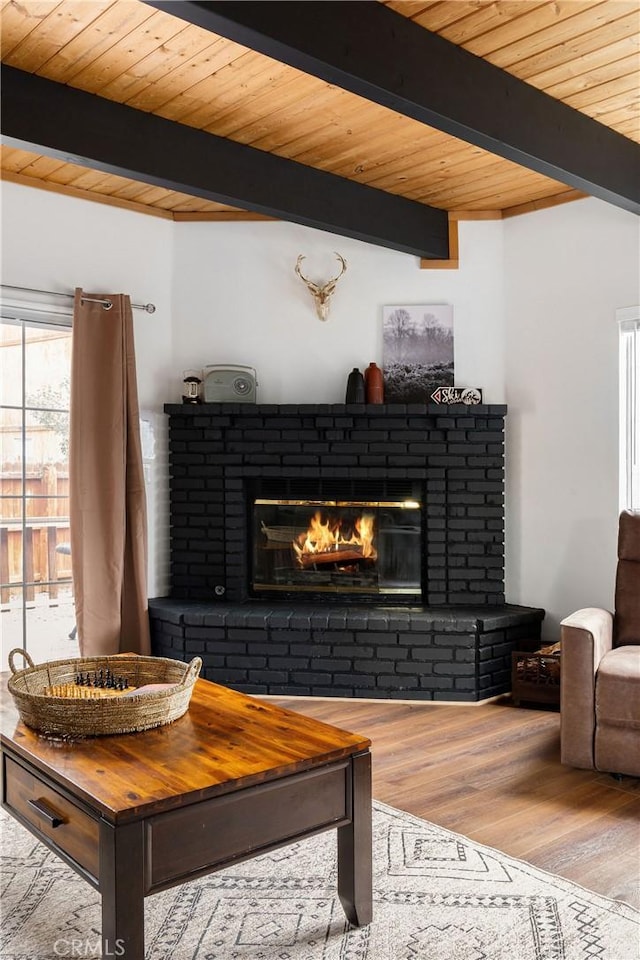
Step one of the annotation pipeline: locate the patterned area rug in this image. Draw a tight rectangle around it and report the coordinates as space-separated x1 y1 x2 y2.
1 801 638 960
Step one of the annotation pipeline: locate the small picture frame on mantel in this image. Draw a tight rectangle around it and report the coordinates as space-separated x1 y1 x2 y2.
430 386 483 405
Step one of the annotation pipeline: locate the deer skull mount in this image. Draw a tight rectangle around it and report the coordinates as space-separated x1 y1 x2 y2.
295 253 347 321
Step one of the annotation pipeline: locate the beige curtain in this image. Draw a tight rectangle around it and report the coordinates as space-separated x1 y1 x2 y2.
69 289 151 656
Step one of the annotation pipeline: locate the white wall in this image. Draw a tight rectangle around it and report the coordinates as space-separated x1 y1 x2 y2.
1 182 174 409
504 198 640 639
3 182 639 640
1 182 174 595
170 218 505 403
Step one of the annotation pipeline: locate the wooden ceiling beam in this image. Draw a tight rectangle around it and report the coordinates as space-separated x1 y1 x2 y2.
0 64 449 259
146 1 640 215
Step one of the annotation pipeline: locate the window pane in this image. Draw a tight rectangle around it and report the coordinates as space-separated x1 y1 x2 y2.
51 523 72 584
0 499 22 601
21 512 70 582
26 595 78 662
1 579 77 666
1 407 23 478
25 409 69 469
1 586 24 665
25 327 71 410
0 496 22 523
0 321 22 407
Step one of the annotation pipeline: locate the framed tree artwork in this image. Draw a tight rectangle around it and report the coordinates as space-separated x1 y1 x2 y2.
383 304 454 402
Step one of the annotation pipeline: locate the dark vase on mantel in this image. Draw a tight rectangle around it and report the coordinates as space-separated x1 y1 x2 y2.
345 367 365 403
364 362 384 403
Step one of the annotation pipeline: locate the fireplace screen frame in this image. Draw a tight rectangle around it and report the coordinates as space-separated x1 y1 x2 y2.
250 497 423 601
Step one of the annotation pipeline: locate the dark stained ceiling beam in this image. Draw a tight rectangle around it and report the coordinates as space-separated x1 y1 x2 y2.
146 0 640 216
0 65 449 259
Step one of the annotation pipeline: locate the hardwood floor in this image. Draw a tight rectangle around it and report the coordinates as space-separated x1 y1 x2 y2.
270 695 640 910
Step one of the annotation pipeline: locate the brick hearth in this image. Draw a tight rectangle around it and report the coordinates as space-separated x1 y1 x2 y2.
150 599 543 701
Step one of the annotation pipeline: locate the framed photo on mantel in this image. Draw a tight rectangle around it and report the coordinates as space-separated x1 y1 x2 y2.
383 304 454 402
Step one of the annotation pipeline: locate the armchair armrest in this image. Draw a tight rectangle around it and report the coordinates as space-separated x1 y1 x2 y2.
560 608 613 770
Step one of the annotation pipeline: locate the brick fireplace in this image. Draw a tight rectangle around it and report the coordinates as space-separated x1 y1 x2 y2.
150 402 543 700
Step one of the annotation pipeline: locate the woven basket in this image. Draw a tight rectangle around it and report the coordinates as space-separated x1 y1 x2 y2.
7 649 202 738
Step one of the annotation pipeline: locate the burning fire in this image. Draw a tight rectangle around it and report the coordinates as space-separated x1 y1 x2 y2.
293 511 377 567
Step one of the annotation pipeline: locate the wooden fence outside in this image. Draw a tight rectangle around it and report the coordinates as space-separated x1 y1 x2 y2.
1 467 72 604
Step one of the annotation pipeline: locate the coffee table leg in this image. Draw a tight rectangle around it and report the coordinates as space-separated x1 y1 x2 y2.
337 749 372 927
100 820 145 959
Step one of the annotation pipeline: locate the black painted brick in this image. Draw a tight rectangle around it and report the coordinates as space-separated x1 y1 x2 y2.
380 676 418 689
410 647 453 661
227 655 266 669
353 659 396 674
269 656 310 670
311 657 353 671
159 406 520 696
338 644 374 658
294 643 332 657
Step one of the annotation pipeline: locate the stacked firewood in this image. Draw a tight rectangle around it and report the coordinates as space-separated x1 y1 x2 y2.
515 642 561 685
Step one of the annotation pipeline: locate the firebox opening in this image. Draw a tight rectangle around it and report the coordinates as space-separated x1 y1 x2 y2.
251 498 422 599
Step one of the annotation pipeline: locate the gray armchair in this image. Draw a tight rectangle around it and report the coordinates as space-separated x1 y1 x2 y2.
560 510 640 778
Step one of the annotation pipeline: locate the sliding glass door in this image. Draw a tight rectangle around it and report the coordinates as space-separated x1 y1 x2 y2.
0 318 78 666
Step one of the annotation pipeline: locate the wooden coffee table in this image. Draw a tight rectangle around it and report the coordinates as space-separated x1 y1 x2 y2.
1 676 372 958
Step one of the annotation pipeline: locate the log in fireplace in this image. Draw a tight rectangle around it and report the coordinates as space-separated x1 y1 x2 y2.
150 402 544 701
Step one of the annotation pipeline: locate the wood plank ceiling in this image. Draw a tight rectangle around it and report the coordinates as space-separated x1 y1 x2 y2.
1 0 639 228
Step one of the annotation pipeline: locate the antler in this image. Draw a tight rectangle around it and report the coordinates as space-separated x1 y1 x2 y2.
295 253 348 321
326 253 347 286
295 255 321 295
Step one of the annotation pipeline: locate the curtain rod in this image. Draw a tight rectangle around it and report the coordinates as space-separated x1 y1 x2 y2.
0 283 156 314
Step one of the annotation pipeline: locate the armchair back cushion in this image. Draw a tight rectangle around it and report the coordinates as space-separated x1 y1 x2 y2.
614 510 640 647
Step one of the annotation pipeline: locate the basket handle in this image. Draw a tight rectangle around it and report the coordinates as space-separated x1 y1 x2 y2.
8 648 35 674
179 656 202 687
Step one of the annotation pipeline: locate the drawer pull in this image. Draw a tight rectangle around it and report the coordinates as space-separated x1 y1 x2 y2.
28 797 65 828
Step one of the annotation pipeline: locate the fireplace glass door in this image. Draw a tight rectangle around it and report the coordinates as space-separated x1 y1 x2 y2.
251 499 422 598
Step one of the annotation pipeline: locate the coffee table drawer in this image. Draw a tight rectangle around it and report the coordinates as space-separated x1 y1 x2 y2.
148 762 349 888
4 756 99 878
